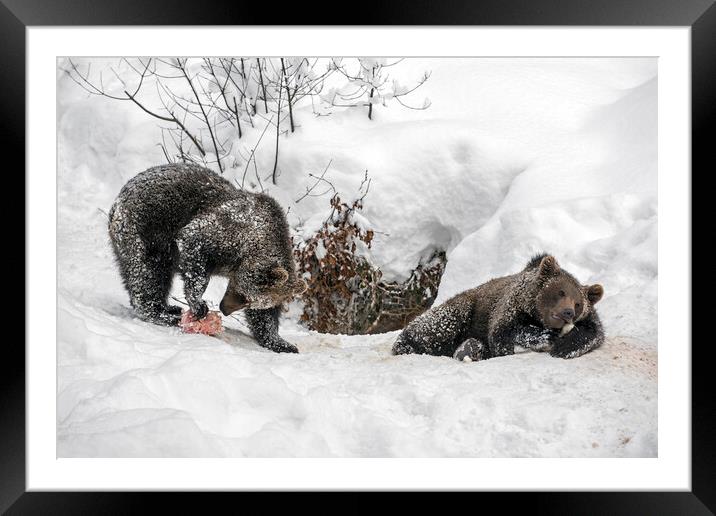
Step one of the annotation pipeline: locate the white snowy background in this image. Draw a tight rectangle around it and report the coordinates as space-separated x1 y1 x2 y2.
57 57 657 457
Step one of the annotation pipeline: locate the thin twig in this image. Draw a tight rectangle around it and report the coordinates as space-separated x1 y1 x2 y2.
271 65 284 185
295 160 335 203
176 59 224 173
240 114 273 189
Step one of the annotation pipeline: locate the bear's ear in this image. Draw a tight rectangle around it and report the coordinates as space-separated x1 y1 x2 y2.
269 266 289 285
585 284 604 304
293 279 308 295
538 255 560 278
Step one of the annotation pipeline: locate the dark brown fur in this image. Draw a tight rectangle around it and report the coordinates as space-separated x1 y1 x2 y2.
108 163 306 353
392 254 605 360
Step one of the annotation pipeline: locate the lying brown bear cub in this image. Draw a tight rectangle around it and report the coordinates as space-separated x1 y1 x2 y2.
392 254 605 361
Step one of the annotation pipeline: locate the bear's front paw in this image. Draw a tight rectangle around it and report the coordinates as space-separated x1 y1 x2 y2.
549 326 599 359
279 343 299 354
549 336 589 359
265 338 299 354
189 300 208 320
550 344 582 359
517 325 555 352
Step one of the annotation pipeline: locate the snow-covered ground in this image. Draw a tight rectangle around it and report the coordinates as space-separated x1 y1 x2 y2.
57 57 657 457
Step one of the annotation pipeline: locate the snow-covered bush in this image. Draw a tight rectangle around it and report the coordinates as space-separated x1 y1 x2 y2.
64 57 333 177
294 181 446 335
294 189 377 334
325 58 431 120
63 57 430 187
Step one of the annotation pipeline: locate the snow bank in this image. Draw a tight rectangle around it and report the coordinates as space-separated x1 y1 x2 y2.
59 290 656 457
436 75 657 343
57 58 658 457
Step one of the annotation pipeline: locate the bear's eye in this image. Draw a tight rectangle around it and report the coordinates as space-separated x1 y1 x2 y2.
575 302 581 309
253 272 271 286
559 290 566 297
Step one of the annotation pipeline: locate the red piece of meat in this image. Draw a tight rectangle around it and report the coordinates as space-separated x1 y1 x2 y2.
179 309 223 336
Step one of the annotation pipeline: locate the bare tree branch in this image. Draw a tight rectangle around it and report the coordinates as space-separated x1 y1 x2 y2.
271 65 284 185
176 58 224 173
295 160 335 203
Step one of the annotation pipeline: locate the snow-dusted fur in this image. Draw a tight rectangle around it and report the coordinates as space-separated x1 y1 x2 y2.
108 163 304 353
393 253 605 360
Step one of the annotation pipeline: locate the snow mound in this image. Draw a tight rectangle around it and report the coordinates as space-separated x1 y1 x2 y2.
436 74 657 344
59 292 656 457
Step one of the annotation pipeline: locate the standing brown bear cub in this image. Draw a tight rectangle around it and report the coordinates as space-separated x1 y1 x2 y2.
108 163 306 353
392 254 605 361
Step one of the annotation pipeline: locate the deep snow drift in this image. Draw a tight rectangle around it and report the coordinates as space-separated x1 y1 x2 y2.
57 58 657 457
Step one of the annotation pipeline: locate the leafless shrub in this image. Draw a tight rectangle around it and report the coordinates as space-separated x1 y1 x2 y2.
63 57 334 182
325 58 431 120
293 176 445 335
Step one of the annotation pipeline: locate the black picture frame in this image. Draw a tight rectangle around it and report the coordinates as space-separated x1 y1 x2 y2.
5 0 712 512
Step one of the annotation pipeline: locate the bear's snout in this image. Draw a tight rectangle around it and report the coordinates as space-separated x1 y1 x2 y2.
220 291 250 315
560 308 575 321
